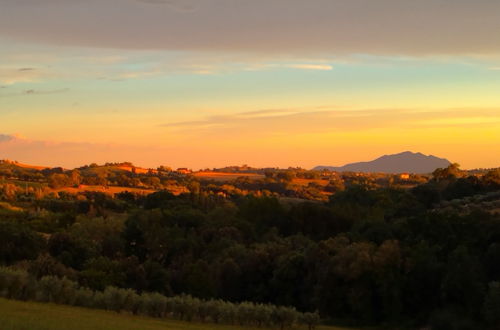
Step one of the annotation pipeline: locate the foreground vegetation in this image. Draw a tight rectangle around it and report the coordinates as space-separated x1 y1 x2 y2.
0 298 347 330
0 267 320 329
1 162 500 329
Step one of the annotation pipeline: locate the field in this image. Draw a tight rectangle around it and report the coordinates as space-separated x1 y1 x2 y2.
53 184 189 196
52 184 158 196
2 179 188 197
291 178 329 187
0 179 46 189
192 173 330 188
0 298 355 330
193 171 265 181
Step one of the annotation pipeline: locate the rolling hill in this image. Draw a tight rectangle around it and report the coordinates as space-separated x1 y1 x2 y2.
0 159 49 171
314 151 451 174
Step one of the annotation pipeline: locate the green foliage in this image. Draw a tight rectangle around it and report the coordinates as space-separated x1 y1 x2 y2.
300 311 321 330
483 282 500 327
0 220 44 265
0 267 314 328
1 167 500 328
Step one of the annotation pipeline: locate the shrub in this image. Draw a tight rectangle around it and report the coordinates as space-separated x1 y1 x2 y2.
36 276 77 305
103 286 128 312
254 303 273 327
74 287 94 308
205 299 224 323
484 281 500 327
0 267 32 300
91 291 106 309
219 300 237 324
140 292 167 318
237 301 255 325
299 311 321 330
272 305 299 330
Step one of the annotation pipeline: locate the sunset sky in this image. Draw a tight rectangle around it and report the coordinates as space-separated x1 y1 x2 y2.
1 0 499 169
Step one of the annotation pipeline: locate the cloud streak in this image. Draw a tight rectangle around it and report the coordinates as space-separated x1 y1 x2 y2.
0 134 15 143
0 88 69 98
285 64 333 71
162 107 500 139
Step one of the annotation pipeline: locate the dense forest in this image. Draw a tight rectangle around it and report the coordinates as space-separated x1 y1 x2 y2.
1 162 500 329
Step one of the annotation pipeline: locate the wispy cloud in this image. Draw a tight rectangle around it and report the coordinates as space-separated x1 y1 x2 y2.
162 107 500 139
162 109 303 128
135 0 197 11
0 134 15 143
0 88 69 98
0 67 45 85
23 88 69 95
285 64 333 71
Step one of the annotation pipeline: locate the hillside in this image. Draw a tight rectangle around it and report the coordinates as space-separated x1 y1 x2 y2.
0 298 351 330
314 151 451 174
0 159 48 171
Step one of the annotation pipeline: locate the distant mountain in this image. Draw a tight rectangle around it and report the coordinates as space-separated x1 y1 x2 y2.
314 151 451 174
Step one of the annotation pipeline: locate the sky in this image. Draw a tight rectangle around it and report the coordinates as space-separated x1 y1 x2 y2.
0 0 499 169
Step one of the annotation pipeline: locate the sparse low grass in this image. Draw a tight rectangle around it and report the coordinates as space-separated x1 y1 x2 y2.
53 184 189 196
53 184 157 195
291 178 329 187
0 179 46 189
0 202 23 213
193 172 264 181
0 298 355 330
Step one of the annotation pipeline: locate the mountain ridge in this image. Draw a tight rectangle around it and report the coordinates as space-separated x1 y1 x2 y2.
313 151 451 174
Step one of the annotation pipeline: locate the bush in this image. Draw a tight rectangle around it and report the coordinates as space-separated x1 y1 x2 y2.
27 254 76 280
140 292 167 318
236 301 254 325
300 311 321 330
219 300 237 324
103 286 128 312
205 299 224 323
272 305 299 330
254 303 273 327
36 276 77 305
429 309 478 330
0 267 33 300
484 281 500 327
74 287 94 308
91 291 106 309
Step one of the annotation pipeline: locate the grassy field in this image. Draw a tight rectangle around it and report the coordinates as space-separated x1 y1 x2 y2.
193 171 265 181
52 184 158 196
291 178 329 187
0 298 355 330
0 179 47 189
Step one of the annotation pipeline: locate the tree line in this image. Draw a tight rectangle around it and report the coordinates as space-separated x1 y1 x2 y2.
0 267 320 329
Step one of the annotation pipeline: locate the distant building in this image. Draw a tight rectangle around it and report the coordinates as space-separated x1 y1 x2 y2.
399 173 410 180
176 168 192 174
